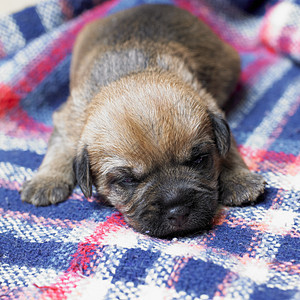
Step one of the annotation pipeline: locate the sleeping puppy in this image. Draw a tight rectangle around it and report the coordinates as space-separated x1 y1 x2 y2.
21 4 265 238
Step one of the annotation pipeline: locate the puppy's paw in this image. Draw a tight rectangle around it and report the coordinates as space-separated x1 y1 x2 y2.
220 169 266 206
20 175 73 206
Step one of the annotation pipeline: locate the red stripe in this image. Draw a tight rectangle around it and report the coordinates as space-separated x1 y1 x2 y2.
176 0 256 51
1 1 119 140
15 28 79 100
176 0 279 86
175 0 196 12
241 53 277 84
0 84 51 137
0 106 52 138
259 3 281 55
239 145 298 164
68 212 125 276
0 84 21 116
239 145 300 176
5 0 118 108
35 212 125 298
259 3 300 57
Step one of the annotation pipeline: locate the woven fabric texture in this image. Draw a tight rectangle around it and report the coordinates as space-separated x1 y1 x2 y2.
0 0 299 299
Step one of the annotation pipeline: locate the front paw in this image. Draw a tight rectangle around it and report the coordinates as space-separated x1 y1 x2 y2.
220 169 266 206
20 175 73 206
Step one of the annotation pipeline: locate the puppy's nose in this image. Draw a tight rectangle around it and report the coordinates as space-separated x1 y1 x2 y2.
167 206 190 227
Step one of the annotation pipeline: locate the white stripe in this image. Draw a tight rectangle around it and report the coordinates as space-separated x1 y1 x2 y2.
225 16 262 44
268 2 300 28
229 59 292 129
0 134 47 155
36 0 63 32
0 12 84 84
244 77 300 148
138 283 182 300
0 263 61 289
0 34 56 84
263 171 300 192
0 162 34 183
0 22 65 84
0 161 85 197
0 15 26 55
0 209 98 244
67 276 112 300
230 206 299 234
197 1 262 44
228 205 268 224
256 233 284 260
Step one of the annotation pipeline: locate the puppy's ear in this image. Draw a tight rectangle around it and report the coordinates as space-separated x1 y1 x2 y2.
208 111 231 156
73 146 92 198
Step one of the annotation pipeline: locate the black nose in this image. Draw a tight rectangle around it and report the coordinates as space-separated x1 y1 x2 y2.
167 206 190 227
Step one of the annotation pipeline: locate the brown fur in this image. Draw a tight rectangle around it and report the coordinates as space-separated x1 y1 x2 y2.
21 4 265 237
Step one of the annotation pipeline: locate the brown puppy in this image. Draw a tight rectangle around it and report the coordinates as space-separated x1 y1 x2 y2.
21 4 265 238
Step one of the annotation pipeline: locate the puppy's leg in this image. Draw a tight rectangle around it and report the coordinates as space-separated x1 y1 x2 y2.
21 100 77 206
219 138 266 206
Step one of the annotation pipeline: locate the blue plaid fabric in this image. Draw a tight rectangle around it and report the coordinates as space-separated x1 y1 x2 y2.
0 0 299 299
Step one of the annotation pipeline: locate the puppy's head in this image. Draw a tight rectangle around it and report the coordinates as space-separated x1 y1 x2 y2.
74 72 230 238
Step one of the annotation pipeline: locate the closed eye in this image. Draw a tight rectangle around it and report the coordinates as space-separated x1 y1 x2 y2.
117 175 140 187
184 153 211 168
107 167 140 188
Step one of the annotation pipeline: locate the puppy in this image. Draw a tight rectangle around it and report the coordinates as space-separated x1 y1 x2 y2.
21 4 265 238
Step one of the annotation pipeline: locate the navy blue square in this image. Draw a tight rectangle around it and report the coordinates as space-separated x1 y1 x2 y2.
112 248 160 285
276 236 300 263
67 0 95 16
230 0 271 14
207 225 254 255
251 285 297 300
256 187 280 210
0 233 76 270
239 66 300 131
21 55 71 126
13 7 45 42
175 259 227 297
0 150 43 169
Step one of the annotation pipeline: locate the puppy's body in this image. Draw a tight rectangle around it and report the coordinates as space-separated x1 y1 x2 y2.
21 5 265 237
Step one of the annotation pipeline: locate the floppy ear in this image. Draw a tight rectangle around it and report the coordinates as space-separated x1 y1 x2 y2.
208 111 231 156
73 146 93 198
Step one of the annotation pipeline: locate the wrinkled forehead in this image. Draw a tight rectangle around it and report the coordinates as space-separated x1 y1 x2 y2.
84 74 216 174
87 101 214 176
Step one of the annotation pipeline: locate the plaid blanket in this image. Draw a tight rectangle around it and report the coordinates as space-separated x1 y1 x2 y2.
0 0 299 299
